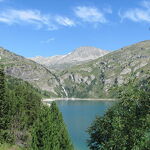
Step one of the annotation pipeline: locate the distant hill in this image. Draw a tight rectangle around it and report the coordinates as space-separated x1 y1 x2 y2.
0 40 150 98
0 48 66 97
30 46 109 70
56 40 150 98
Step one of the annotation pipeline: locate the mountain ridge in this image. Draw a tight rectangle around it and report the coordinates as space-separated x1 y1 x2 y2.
0 40 150 98
29 46 109 70
0 47 66 97
56 40 150 98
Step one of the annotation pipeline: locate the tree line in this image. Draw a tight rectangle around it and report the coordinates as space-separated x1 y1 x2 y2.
0 65 73 150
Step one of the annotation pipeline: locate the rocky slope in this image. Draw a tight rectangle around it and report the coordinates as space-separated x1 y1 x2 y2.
0 40 150 98
30 47 109 70
56 40 150 98
0 47 67 97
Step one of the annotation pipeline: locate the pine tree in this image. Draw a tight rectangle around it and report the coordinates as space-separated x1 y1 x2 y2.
0 65 12 143
32 102 73 150
0 68 73 149
49 102 73 150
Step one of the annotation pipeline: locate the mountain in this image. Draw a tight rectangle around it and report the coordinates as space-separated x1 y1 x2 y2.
55 40 150 98
0 47 67 97
30 46 109 70
0 40 150 99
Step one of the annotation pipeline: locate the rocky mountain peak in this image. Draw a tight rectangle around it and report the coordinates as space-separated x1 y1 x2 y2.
30 46 109 70
66 46 109 60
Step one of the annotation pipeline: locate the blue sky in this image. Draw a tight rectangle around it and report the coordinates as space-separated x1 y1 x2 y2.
0 0 150 57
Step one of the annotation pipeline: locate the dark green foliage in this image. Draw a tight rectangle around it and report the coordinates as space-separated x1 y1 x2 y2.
0 69 73 149
0 65 13 143
0 74 43 147
64 78 106 98
0 65 6 128
32 102 73 150
87 78 150 150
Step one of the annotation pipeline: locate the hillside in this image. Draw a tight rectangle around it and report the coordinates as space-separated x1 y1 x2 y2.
0 47 66 97
30 46 109 70
0 40 150 99
0 66 73 149
56 40 150 98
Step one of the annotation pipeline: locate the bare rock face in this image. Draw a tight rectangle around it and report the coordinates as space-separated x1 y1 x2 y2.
0 48 63 96
133 62 148 72
59 47 109 63
56 40 150 98
120 68 132 75
30 46 109 70
79 67 92 72
117 76 124 85
1 40 150 98
30 55 66 66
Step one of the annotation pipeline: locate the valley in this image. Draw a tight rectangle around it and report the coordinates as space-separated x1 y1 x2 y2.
1 0 150 149
1 40 150 99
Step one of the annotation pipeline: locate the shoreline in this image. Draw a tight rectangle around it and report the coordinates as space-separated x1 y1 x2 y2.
42 98 116 102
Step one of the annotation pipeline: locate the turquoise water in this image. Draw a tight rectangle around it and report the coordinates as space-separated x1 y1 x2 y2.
55 100 114 150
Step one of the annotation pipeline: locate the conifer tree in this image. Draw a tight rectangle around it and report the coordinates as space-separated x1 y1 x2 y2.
0 65 5 127
0 67 73 149
32 102 73 150
49 102 73 150
0 65 12 143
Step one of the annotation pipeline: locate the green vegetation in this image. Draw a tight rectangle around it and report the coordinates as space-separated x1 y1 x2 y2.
0 143 24 150
0 65 73 149
0 47 62 97
1 41 150 99
32 102 73 150
57 40 150 98
87 77 150 149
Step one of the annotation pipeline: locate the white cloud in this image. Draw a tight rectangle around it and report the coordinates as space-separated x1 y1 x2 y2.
74 6 107 23
0 9 57 30
119 0 150 22
0 6 110 30
41 38 55 44
0 17 10 23
0 9 76 30
55 16 75 26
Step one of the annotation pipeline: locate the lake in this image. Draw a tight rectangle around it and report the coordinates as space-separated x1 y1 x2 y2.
55 100 114 150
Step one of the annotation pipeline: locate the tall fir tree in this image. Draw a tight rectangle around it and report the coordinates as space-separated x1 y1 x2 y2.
0 66 73 149
49 102 73 150
32 102 73 150
0 65 12 143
